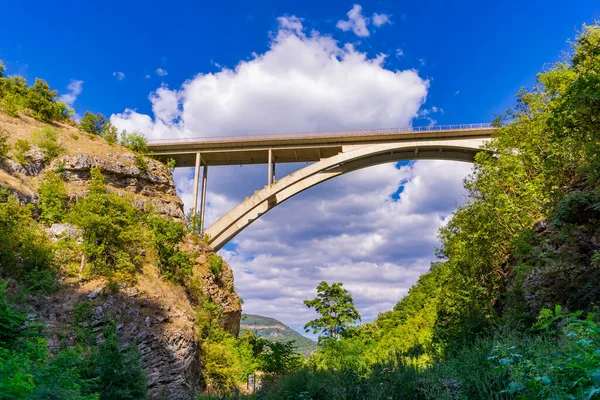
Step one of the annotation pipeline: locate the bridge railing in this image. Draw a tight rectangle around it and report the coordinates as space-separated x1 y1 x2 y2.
147 123 494 145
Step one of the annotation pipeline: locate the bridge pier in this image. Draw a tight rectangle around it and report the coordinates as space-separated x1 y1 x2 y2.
191 152 208 233
192 152 201 215
200 164 208 233
268 149 275 185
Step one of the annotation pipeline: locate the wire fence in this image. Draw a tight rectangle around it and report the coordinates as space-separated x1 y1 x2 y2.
147 123 494 145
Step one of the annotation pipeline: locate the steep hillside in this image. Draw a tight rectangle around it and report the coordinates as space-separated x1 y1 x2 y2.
0 112 183 221
241 314 317 356
0 110 242 399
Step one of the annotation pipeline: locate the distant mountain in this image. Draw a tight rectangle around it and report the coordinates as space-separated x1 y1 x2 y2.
241 314 317 357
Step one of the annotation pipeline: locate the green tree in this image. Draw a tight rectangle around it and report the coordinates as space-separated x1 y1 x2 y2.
257 339 303 375
304 281 361 339
100 120 118 144
66 168 143 281
26 78 71 122
83 323 147 400
80 112 107 135
39 171 67 224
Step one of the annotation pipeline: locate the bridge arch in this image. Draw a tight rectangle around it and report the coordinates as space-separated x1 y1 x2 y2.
204 137 490 250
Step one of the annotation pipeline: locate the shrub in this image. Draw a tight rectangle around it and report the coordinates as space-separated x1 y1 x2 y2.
0 192 57 292
14 138 30 164
186 208 203 234
66 168 143 282
83 323 148 400
101 121 118 144
258 339 304 375
554 190 600 226
166 158 176 172
32 125 63 159
79 111 107 135
208 254 223 277
0 280 96 400
26 78 71 122
39 171 67 224
489 309 600 399
0 128 9 161
1 92 23 116
146 214 192 283
135 154 148 173
120 130 148 154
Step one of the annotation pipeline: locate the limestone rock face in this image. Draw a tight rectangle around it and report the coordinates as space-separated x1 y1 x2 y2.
36 238 242 400
50 154 185 221
2 146 46 176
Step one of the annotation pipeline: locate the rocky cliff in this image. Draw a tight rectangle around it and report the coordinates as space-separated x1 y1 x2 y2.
0 112 241 399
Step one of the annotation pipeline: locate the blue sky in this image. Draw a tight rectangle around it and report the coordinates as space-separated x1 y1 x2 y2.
2 0 598 125
2 1 599 337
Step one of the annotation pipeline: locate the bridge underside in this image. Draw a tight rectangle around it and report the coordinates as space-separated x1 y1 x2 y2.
148 126 494 250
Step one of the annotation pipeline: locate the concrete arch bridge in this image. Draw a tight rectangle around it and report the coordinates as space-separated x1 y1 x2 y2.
148 124 496 250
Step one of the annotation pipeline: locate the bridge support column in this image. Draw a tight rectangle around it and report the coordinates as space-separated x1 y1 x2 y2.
268 149 274 185
200 164 208 233
192 152 201 216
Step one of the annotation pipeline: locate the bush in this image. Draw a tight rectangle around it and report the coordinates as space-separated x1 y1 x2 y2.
83 323 147 400
66 168 143 282
554 190 600 226
258 339 304 375
32 126 63 159
186 208 203 234
1 92 23 116
208 254 223 277
39 171 67 224
135 154 148 173
0 128 9 161
489 308 600 399
166 158 176 172
120 130 148 154
0 280 96 400
0 192 57 292
200 326 256 395
101 121 118 144
146 214 192 283
26 78 71 122
79 111 107 135
14 138 30 164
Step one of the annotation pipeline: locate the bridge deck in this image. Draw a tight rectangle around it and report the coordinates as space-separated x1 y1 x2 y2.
147 124 496 167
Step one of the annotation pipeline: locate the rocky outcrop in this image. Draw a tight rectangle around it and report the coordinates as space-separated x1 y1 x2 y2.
51 154 185 221
181 235 242 336
3 147 46 176
32 233 241 399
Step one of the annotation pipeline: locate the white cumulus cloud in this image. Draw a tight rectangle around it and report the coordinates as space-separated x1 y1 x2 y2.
372 12 391 27
336 4 370 37
59 79 83 107
156 68 168 77
113 71 125 80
